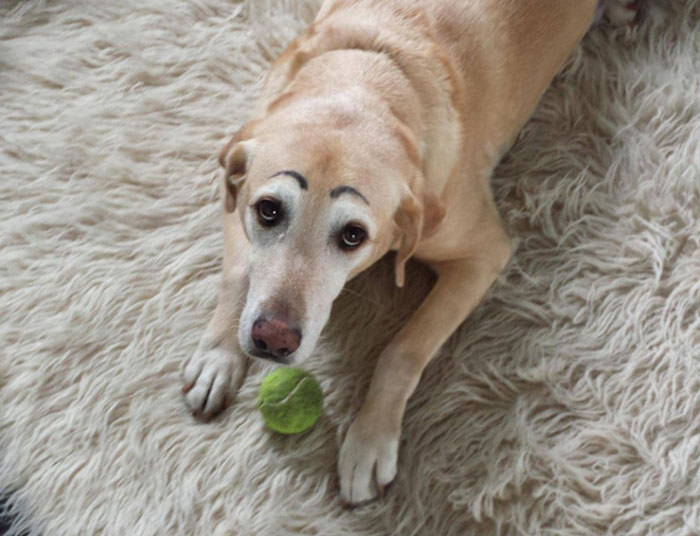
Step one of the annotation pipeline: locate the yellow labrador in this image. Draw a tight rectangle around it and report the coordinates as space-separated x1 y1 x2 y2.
183 0 640 506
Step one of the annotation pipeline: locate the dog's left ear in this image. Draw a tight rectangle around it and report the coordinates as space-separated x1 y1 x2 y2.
393 187 445 287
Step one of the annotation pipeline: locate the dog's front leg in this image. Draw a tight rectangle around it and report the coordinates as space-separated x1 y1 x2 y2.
338 245 510 505
182 273 249 419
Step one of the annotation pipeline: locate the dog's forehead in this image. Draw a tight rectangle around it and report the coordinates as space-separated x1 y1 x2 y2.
250 129 398 206
256 128 352 176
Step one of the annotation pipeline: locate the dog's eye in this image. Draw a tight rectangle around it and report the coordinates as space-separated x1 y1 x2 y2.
255 198 283 227
338 225 366 251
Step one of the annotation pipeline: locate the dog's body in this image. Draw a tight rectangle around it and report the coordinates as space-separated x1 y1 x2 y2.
183 0 638 505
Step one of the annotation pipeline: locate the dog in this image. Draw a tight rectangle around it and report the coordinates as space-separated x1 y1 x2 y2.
182 0 641 506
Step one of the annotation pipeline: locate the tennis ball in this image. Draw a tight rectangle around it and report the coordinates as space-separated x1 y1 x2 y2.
257 368 323 434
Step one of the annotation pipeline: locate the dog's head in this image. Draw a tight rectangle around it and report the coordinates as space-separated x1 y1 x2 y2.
220 104 444 365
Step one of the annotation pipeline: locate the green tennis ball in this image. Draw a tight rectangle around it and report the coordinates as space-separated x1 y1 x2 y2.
256 368 323 435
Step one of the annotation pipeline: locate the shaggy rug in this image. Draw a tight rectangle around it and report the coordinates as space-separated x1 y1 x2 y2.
2 1 700 534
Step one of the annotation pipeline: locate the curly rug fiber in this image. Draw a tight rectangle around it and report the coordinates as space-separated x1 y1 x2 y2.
2 1 700 534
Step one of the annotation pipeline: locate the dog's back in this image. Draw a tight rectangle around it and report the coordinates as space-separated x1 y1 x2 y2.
313 0 597 154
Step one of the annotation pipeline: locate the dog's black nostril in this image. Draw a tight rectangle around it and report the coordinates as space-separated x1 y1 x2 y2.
253 337 267 351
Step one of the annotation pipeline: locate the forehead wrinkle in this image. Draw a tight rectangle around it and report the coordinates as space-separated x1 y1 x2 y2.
290 124 346 175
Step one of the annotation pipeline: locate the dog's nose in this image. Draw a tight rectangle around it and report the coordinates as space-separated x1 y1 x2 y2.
251 317 301 359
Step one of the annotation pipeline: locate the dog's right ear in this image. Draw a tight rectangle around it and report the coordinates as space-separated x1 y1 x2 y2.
219 131 256 213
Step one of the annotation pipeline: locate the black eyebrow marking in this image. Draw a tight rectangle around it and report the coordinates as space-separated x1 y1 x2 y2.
330 185 369 205
269 170 308 190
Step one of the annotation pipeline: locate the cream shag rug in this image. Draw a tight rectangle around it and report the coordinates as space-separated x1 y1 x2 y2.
2 1 700 534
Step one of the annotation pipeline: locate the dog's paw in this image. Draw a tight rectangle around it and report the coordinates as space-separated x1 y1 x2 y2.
182 344 246 419
338 418 399 506
605 0 642 27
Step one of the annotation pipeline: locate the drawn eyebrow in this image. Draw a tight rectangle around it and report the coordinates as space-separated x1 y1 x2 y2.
330 185 369 205
268 170 308 190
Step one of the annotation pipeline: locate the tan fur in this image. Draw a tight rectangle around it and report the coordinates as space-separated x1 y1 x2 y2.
184 0 599 505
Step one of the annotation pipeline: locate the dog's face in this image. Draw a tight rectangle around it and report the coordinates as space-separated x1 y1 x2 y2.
220 113 438 364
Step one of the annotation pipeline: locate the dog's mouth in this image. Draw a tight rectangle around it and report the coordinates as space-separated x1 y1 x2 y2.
247 348 295 366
